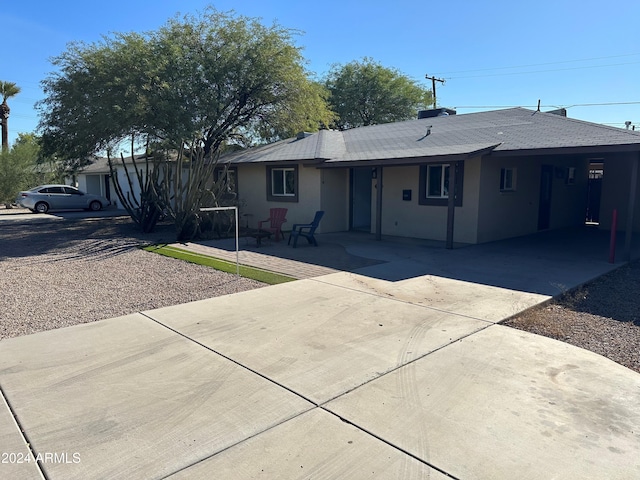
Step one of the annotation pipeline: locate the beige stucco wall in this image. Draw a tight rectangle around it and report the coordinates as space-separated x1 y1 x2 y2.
477 155 589 243
376 158 481 244
599 153 640 231
237 163 329 232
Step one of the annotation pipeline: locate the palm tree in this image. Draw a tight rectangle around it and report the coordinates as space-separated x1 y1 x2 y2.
0 81 21 151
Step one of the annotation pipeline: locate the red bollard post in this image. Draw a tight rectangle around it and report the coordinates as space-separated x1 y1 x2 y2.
609 209 618 263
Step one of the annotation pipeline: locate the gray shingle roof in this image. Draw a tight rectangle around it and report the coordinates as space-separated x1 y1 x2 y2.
117 108 640 168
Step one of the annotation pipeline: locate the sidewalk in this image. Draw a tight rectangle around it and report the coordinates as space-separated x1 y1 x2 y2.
1 228 639 479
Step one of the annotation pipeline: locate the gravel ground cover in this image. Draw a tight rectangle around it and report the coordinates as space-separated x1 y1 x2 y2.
505 260 640 374
1 210 639 375
0 213 265 339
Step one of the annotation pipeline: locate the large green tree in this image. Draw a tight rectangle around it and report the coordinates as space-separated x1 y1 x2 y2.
37 7 333 162
36 7 334 238
0 81 21 152
325 58 432 129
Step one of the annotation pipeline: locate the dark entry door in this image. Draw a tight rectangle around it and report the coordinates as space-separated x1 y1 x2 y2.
350 168 372 231
538 165 553 230
586 175 602 223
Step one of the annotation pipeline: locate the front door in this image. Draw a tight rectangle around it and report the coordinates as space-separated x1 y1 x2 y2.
538 165 553 230
350 168 372 231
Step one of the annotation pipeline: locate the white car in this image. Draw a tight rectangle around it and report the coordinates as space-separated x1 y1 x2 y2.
16 185 110 214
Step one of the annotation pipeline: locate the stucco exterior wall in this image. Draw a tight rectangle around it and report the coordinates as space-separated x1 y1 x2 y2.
76 175 89 193
236 163 327 232
320 168 349 232
78 168 133 210
477 155 589 243
377 158 481 244
599 153 640 231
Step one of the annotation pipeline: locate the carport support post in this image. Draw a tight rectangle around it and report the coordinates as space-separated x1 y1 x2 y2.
375 166 383 241
624 154 639 261
446 162 457 249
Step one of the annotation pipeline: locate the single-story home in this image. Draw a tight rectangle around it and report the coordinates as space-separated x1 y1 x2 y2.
75 157 117 206
76 108 640 254
218 107 640 251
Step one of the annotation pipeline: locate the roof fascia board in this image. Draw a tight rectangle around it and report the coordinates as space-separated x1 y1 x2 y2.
317 144 500 168
491 144 640 157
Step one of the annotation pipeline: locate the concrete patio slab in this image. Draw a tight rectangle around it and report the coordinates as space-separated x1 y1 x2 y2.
169 408 449 479
0 314 313 480
326 325 640 479
315 271 550 322
344 242 621 296
0 394 42 480
144 279 490 404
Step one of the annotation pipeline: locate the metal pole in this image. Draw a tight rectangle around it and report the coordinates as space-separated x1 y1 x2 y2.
199 206 239 279
234 206 239 277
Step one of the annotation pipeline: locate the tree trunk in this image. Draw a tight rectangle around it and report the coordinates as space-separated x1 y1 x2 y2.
0 101 9 152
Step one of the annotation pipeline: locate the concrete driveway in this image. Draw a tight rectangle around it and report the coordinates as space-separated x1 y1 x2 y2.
1 228 639 479
0 206 127 223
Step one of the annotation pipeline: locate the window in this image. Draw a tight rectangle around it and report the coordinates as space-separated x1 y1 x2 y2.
419 162 464 206
41 186 65 194
214 167 238 195
267 165 298 202
427 164 450 198
500 167 516 192
566 167 576 185
213 167 238 204
63 186 83 195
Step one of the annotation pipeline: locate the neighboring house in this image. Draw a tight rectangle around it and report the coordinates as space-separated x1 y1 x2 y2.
75 157 117 206
76 153 236 210
220 107 640 247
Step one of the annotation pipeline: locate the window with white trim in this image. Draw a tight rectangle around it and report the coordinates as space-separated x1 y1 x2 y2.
427 164 450 198
267 165 298 202
419 162 464 207
500 167 516 192
566 167 576 185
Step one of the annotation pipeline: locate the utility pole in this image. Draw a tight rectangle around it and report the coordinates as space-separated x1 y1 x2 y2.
425 75 445 109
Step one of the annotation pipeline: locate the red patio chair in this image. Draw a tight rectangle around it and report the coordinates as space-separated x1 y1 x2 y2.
258 208 288 241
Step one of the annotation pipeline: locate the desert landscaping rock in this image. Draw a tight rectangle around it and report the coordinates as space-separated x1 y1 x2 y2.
505 259 640 373
0 216 264 339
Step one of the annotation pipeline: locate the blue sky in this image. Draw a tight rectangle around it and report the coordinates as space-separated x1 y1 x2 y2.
3 0 639 147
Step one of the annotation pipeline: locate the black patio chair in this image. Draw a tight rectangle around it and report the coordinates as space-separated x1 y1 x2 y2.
288 211 325 248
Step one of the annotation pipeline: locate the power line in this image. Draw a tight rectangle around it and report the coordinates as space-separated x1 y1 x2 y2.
453 101 640 109
445 61 640 79
432 52 640 75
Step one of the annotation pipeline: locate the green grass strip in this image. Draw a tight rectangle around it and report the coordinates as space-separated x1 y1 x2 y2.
142 244 297 285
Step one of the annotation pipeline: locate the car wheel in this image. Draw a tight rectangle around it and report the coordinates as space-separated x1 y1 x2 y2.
89 200 102 211
35 202 49 214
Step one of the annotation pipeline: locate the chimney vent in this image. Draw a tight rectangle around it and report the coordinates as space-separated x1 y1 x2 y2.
418 108 456 119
